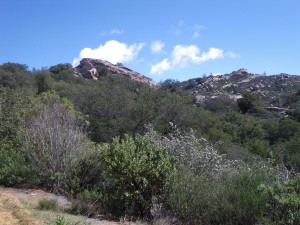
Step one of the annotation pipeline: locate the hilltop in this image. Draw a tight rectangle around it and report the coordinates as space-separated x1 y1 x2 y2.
177 68 300 108
74 58 157 87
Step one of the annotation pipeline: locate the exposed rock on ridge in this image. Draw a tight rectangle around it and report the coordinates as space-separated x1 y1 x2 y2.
179 68 300 107
74 58 157 87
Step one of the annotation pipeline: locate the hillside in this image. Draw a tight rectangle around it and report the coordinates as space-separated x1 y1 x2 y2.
72 60 300 110
1 61 300 225
74 58 157 87
179 68 300 107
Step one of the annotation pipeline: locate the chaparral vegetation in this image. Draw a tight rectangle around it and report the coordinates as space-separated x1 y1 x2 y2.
1 61 300 224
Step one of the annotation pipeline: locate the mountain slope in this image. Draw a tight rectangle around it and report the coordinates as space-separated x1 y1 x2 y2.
179 68 300 107
74 58 157 87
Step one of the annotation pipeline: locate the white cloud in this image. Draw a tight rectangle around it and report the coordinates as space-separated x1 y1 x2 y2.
170 20 184 35
212 73 223 76
99 28 124 36
109 28 124 35
150 59 170 74
193 31 200 39
172 45 201 67
150 45 224 75
151 40 165 54
172 45 223 66
72 40 145 67
199 47 224 62
192 24 206 39
225 51 239 58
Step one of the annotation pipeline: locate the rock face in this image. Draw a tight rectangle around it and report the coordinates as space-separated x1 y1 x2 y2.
74 58 157 87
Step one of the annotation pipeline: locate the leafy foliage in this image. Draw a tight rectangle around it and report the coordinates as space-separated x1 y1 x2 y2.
261 176 300 225
34 70 54 94
101 135 175 218
0 88 30 151
0 150 39 187
0 63 36 94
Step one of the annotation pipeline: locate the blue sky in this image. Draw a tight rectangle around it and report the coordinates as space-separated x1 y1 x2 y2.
0 0 299 82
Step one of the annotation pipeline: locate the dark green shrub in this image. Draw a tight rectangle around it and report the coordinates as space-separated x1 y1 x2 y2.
204 96 238 113
218 171 268 225
101 135 175 219
0 150 39 187
237 91 260 114
246 139 272 158
65 147 104 198
63 147 110 218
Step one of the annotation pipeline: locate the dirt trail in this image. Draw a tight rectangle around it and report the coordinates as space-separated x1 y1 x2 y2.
0 189 39 225
0 187 136 225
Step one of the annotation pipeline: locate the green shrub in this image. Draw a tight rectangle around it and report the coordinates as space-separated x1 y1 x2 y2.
261 176 300 225
53 216 66 225
0 150 39 187
164 169 212 224
67 189 101 218
218 171 268 225
64 147 108 218
101 135 175 219
237 91 260 114
38 198 60 211
68 199 97 218
165 169 269 225
65 147 104 198
246 139 272 158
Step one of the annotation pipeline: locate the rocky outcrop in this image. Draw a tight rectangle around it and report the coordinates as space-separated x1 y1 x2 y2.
74 58 157 87
264 106 288 114
180 68 300 108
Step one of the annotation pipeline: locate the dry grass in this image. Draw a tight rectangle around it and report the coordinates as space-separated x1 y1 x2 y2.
0 187 146 225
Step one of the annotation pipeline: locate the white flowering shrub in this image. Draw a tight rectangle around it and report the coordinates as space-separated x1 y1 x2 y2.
144 124 243 176
144 124 295 224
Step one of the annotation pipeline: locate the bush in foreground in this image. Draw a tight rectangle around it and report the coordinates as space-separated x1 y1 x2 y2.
101 135 175 219
261 175 300 225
